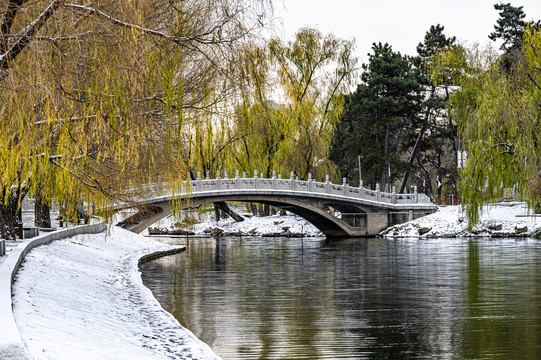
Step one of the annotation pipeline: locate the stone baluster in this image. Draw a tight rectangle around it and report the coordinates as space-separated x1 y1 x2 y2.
343 178 347 196
413 186 418 203
325 175 331 193
235 170 240 189
272 170 277 190
308 173 313 192
376 183 380 202
290 171 296 191
196 172 202 192
216 171 221 190
392 186 397 204
254 170 258 189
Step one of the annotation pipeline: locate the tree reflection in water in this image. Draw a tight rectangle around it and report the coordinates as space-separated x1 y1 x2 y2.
141 236 541 360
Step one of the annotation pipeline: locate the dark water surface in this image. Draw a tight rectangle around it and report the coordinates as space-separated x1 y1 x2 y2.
140 236 541 359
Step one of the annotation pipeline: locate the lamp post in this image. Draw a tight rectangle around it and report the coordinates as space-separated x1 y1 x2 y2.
357 155 363 188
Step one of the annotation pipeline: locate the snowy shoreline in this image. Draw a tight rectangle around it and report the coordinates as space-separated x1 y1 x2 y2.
146 212 324 238
149 202 541 240
5 202 541 360
381 202 541 238
11 227 221 360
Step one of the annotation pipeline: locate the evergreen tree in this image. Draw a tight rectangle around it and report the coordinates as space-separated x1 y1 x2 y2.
488 3 540 70
489 3 528 53
416 24 456 66
330 43 425 190
400 24 457 198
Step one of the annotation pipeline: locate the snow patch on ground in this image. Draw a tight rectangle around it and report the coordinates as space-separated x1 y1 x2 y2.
11 227 221 360
149 213 324 237
381 202 541 238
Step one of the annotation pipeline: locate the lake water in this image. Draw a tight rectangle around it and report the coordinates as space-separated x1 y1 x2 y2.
140 236 541 359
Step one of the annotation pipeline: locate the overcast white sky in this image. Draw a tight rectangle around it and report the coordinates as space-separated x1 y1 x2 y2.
273 0 541 63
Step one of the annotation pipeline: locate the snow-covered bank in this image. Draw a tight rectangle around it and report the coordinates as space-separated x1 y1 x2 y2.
381 202 541 238
148 213 324 237
11 227 221 360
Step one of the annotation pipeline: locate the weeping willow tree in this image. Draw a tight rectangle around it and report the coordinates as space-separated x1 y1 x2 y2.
0 0 272 238
226 27 357 181
435 27 541 227
226 40 290 178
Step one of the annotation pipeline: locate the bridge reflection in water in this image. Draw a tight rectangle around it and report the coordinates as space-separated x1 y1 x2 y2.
119 171 437 238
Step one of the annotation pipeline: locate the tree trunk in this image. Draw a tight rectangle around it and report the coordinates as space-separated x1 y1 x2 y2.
257 203 265 217
399 85 436 193
215 201 244 222
213 203 221 222
34 187 51 228
381 127 390 189
0 190 21 240
250 203 258 216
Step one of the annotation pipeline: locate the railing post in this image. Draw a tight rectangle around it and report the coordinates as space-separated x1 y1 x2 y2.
254 170 258 189
272 170 277 190
216 171 221 190
290 171 296 191
343 178 347 196
235 170 240 189
376 183 380 202
414 186 418 203
392 186 397 204
308 173 313 192
325 175 331 193
196 172 202 192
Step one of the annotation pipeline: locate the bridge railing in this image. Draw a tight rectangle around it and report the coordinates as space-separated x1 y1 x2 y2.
181 171 430 205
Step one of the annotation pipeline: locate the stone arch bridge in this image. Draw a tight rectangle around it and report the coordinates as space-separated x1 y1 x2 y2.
118 172 437 238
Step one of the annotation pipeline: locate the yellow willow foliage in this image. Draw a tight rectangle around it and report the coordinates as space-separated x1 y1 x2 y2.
224 28 357 182
0 0 272 220
444 29 541 227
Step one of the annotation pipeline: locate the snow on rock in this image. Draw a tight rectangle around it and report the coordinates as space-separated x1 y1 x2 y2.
11 226 221 360
381 202 541 238
149 213 323 237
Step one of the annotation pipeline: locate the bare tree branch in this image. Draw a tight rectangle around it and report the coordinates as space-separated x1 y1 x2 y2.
0 0 64 72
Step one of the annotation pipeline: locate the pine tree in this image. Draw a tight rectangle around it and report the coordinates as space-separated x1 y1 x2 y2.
489 3 528 53
416 24 456 65
488 3 540 70
330 43 425 190
399 24 457 198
